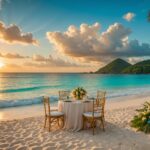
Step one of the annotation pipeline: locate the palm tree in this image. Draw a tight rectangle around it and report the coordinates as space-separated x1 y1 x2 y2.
148 10 150 22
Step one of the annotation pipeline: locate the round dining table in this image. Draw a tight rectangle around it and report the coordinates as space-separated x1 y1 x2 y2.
58 100 93 131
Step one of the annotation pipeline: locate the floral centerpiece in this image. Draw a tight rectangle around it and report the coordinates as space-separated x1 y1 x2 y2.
131 101 150 133
72 87 87 100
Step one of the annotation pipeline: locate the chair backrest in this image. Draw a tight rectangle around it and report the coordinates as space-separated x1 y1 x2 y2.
43 96 50 116
59 90 70 101
93 91 106 117
97 91 106 101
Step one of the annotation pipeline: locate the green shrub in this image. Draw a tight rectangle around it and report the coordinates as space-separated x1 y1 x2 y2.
131 101 150 133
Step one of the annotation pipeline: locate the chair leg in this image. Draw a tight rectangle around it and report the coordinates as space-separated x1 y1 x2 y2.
62 117 64 128
92 120 95 135
91 120 95 135
82 116 84 129
101 117 105 131
57 118 60 127
44 116 47 128
48 117 51 132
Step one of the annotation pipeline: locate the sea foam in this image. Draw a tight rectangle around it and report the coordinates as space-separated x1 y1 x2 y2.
0 96 58 108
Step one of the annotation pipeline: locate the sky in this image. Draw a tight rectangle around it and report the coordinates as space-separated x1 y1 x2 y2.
0 0 150 72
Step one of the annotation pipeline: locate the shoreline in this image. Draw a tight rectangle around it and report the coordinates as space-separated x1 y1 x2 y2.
1 85 150 108
0 93 150 121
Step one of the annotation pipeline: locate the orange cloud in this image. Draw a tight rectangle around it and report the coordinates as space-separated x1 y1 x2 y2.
0 52 29 59
0 54 97 72
123 12 135 22
0 21 38 45
31 54 79 67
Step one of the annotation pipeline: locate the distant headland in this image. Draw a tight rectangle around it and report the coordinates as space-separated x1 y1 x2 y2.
95 58 150 74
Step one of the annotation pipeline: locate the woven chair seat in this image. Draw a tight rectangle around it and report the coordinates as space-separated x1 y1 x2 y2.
50 111 64 117
83 112 101 118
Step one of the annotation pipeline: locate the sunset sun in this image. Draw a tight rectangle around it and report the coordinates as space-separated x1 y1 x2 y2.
0 61 5 68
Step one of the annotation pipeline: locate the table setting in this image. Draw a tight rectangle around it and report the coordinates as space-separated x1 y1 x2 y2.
58 87 93 131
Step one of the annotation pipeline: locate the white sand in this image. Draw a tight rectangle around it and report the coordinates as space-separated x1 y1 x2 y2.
0 94 150 150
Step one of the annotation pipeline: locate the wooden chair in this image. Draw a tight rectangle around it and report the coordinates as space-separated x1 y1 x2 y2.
59 91 70 101
82 91 106 135
43 96 64 131
97 91 106 122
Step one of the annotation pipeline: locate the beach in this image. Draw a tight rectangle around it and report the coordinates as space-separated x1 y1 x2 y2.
0 94 150 150
1 0 150 149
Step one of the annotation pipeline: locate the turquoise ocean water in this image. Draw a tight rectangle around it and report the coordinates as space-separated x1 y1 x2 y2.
0 73 150 108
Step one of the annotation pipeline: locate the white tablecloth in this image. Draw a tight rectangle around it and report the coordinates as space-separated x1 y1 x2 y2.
58 100 93 131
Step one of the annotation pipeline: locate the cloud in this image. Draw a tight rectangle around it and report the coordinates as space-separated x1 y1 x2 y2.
46 22 150 63
29 54 79 67
127 57 146 64
0 52 29 59
0 21 38 45
32 54 47 62
123 12 135 22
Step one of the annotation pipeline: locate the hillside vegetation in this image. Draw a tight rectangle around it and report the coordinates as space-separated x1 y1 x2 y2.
96 58 150 74
95 58 131 74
